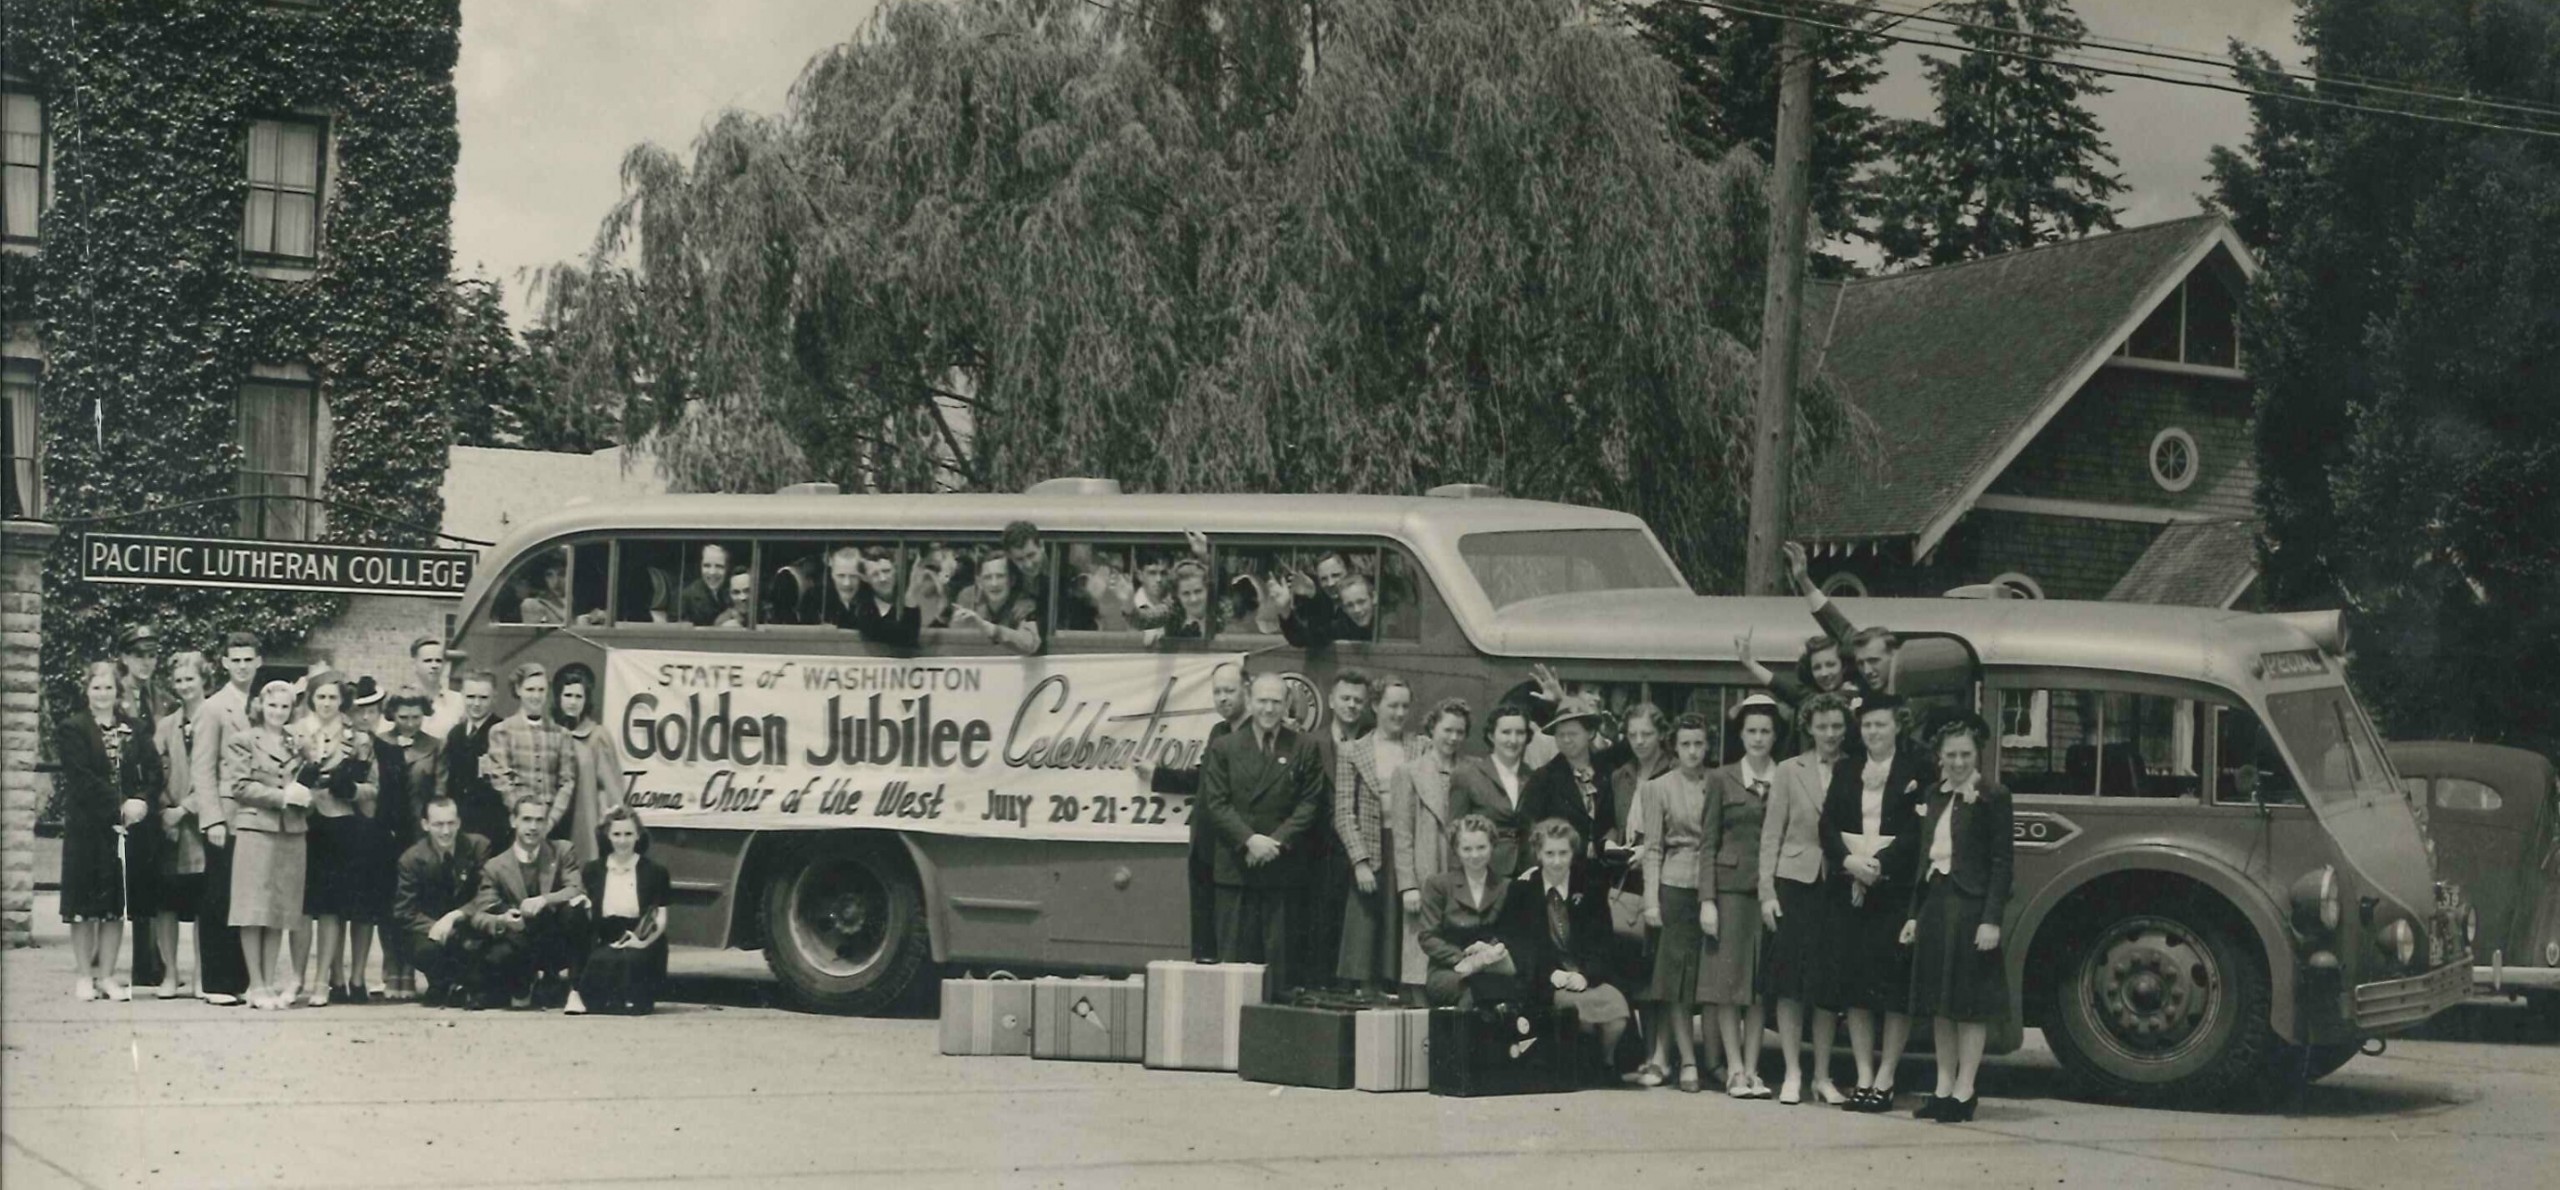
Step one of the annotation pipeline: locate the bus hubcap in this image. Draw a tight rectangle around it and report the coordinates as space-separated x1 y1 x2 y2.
787 860 891 980
2086 917 2221 1061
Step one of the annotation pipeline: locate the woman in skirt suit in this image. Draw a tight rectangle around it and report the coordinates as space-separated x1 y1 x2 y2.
1818 694 1931 1112
292 671 381 1005
57 661 157 1000
1700 696 1781 1099
1447 704 1538 878
224 680 313 1010
1634 712 1715 1091
1760 691 1851 1105
1390 699 1470 994
1902 715 2012 1122
1335 676 1418 991
574 806 672 1014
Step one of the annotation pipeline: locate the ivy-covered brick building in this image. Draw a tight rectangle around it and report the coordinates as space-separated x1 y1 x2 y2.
1 0 461 945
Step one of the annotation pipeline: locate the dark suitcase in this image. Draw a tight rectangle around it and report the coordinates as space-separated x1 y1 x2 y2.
1238 1001 1361 1089
1427 1004 1592 1097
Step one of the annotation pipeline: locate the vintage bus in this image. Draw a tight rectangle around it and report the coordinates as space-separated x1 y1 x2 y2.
448 479 2467 1104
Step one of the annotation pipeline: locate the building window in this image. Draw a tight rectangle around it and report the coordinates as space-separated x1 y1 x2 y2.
2 89 44 246
241 117 325 265
2119 274 2242 369
237 369 326 540
1818 570 1868 598
2149 427 2199 493
1989 571 2044 600
2 359 39 519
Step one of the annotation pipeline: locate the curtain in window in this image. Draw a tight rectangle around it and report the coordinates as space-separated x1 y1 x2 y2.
2 377 37 520
237 382 315 539
2 92 39 242
242 120 319 260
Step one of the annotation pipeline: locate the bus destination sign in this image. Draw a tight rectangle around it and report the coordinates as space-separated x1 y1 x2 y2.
82 532 476 598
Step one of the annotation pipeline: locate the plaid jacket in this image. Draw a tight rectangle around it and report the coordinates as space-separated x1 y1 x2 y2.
483 714 578 825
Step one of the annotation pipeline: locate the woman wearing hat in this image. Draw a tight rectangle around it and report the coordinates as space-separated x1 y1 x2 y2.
290 670 380 1005
1518 693 1621 872
1700 695 1782 1099
1902 714 2012 1122
1819 694 1930 1112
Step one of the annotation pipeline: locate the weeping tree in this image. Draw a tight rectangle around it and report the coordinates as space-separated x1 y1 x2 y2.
531 0 1858 589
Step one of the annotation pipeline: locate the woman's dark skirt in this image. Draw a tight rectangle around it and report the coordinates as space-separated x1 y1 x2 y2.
1756 875 1831 1002
303 814 390 923
1819 874 1911 1015
121 820 166 919
59 824 125 922
1908 875 2004 1023
577 916 667 1013
1644 884 1707 1002
1336 861 1402 985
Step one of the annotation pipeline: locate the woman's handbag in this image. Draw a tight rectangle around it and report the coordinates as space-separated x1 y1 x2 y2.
1605 863 1647 943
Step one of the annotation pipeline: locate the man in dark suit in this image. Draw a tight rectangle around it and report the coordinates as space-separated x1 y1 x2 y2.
1140 662 1246 961
472 794 594 1010
1200 673 1329 991
395 795 493 1007
443 670 506 846
676 543 732 627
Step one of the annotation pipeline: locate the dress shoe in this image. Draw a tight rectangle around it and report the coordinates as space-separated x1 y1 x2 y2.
1915 1095 1948 1120
1813 1080 1848 1106
1939 1094 1978 1123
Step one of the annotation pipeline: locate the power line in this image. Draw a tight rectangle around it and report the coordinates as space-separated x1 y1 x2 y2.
1800 0 2560 125
1669 0 2560 141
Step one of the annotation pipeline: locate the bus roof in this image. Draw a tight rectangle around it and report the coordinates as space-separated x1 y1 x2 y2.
459 490 1652 614
1486 590 2333 692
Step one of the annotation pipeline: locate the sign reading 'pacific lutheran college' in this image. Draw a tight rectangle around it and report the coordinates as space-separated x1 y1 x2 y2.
82 532 476 598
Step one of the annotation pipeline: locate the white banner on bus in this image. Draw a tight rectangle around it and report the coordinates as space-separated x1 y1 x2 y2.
605 649 1244 841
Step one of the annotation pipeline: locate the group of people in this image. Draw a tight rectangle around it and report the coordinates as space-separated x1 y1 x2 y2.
503 520 1390 653
1149 543 2017 1120
53 629 672 1015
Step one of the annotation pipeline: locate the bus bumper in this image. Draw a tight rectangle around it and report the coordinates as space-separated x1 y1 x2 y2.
2351 960 2469 1033
2476 960 2560 993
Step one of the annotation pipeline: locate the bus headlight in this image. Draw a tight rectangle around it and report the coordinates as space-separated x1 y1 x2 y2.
2291 866 2341 936
2378 919 2417 968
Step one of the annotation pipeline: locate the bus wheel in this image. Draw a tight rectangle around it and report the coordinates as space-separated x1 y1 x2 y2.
761 842 929 1015
2043 899 2276 1106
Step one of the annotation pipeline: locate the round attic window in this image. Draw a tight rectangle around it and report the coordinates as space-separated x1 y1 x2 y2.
2150 427 2200 493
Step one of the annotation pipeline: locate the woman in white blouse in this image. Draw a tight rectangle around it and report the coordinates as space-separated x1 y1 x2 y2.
1447 703 1539 877
573 807 671 1015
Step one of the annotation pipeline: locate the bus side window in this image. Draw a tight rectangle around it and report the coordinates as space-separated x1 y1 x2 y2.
616 539 682 624
1215 542 1384 647
1997 688 2201 798
1052 541 1135 633
757 537 836 626
2212 704 2304 805
1376 548 1426 640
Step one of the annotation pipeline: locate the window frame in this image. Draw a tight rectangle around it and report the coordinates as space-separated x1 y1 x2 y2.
240 113 329 268
2 86 46 247
235 370 324 542
2149 427 2200 493
1197 533 1434 650
1 355 40 520
1987 668 2232 803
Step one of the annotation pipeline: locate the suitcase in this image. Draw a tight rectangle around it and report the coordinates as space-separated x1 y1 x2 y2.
1030 975 1147 1062
1354 1007 1432 1092
1427 1005 1592 1097
1238 1002 1359 1089
1143 960 1267 1071
938 972 1034 1056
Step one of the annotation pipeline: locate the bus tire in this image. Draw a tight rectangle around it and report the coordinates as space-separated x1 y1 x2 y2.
2042 895 2277 1107
760 840 930 1015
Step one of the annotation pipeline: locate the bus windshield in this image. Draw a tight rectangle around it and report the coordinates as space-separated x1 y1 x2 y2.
1457 528 1686 610
2265 687 2397 808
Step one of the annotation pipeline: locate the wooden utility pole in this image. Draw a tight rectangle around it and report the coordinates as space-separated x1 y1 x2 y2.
1745 12 1817 596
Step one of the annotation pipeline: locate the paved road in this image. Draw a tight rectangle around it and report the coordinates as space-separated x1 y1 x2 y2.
3 913 2553 1189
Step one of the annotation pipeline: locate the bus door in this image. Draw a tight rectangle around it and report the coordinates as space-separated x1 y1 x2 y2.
1891 631 1986 736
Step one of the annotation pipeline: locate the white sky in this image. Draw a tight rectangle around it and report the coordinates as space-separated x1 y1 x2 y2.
452 0 2307 322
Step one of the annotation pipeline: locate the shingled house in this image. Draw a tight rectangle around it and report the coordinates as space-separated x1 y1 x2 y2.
1795 214 2262 608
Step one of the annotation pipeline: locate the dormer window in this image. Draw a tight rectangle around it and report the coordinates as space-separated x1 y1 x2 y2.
2120 273 2240 369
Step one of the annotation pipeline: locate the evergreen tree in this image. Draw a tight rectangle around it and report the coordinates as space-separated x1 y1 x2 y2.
2210 0 2560 758
444 275 525 449
1621 0 1890 273
1873 0 2124 267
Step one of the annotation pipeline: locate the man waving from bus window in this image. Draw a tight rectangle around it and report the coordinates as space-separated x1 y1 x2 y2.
1200 673 1327 992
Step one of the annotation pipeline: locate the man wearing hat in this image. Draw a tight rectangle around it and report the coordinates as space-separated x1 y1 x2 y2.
116 623 172 987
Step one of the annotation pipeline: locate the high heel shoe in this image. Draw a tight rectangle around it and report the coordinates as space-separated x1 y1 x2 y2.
1778 1076 1803 1105
1939 1094 1978 1123
1814 1080 1848 1106
1866 1085 1897 1113
307 983 332 1008
72 978 98 1001
1677 1065 1702 1093
1915 1095 1948 1120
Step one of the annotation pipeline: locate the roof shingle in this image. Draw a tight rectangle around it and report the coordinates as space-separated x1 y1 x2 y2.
1798 215 2230 544
2106 519 2260 608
